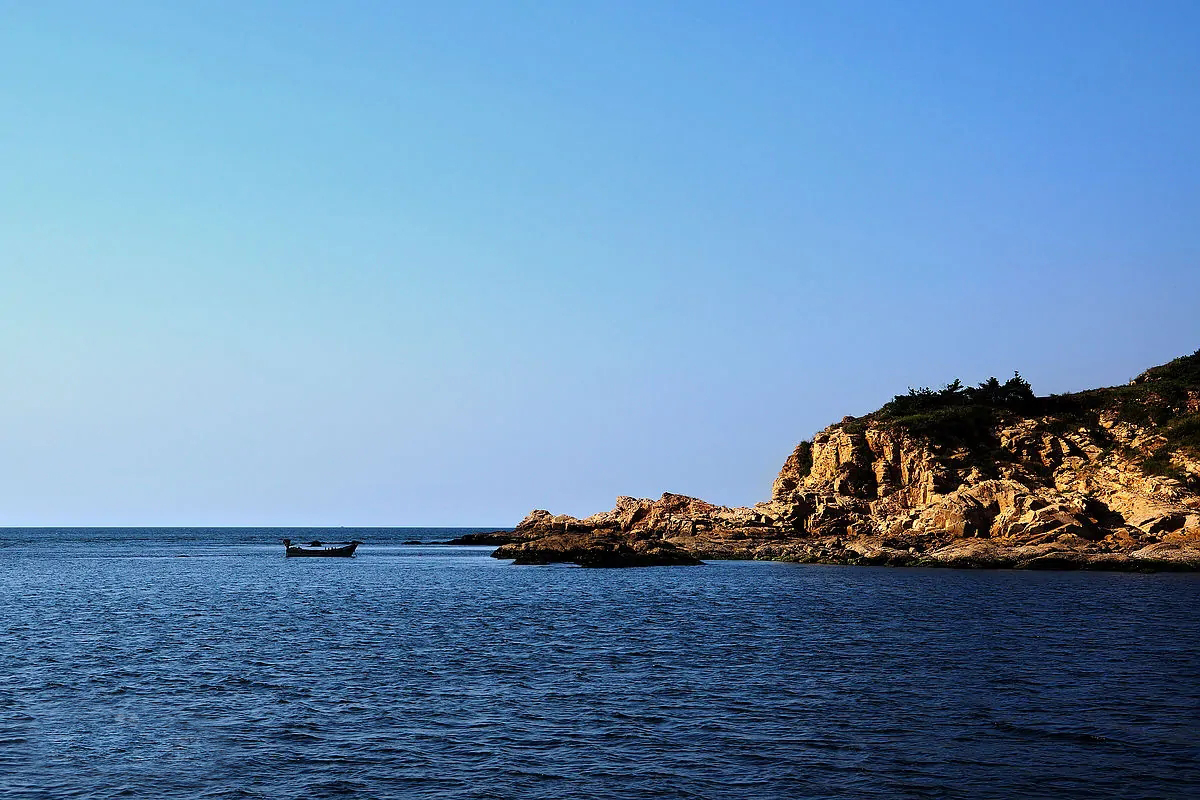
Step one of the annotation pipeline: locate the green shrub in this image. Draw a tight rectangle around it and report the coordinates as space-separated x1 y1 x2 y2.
1136 348 1200 386
1141 449 1190 482
1164 413 1200 452
886 405 1001 451
880 372 1034 418
793 440 814 477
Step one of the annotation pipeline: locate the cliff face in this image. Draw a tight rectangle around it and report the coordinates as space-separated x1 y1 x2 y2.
493 350 1200 568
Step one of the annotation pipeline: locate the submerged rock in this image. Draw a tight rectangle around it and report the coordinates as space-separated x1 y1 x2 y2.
443 530 524 545
492 532 701 567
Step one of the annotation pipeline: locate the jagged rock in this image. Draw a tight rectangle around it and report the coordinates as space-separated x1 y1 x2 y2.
1128 541 1200 568
486 349 1200 569
923 539 1016 568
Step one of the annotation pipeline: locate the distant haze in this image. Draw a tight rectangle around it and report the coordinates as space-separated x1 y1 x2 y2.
3 1 1198 526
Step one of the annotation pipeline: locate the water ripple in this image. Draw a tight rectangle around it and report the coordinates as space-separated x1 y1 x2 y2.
0 528 1198 799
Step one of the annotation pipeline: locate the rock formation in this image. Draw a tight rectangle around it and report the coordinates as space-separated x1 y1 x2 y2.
489 350 1200 568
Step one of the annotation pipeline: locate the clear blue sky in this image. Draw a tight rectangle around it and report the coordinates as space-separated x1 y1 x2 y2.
2 1 1198 526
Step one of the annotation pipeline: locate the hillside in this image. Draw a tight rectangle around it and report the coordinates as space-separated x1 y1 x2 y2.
485 350 1200 569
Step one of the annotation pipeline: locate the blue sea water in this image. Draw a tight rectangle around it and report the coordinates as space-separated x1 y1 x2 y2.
0 528 1197 799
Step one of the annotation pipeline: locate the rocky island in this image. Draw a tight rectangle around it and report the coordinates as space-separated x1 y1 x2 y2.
474 350 1200 569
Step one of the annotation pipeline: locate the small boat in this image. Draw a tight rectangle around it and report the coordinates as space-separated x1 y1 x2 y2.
282 538 362 558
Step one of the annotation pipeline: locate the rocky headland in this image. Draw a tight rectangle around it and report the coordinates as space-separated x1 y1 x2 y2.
485 350 1200 569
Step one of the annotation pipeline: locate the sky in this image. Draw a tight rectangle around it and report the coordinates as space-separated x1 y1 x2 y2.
2 1 1198 526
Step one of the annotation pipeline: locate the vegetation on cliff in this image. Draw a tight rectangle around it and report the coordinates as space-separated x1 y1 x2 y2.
853 373 1035 461
829 349 1200 487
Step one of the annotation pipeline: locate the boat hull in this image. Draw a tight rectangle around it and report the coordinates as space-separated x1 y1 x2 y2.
284 542 360 558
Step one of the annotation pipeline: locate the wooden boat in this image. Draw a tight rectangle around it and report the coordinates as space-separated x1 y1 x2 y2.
282 538 362 558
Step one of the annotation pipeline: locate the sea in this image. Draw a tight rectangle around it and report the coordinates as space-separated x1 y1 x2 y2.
1 527 1197 799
